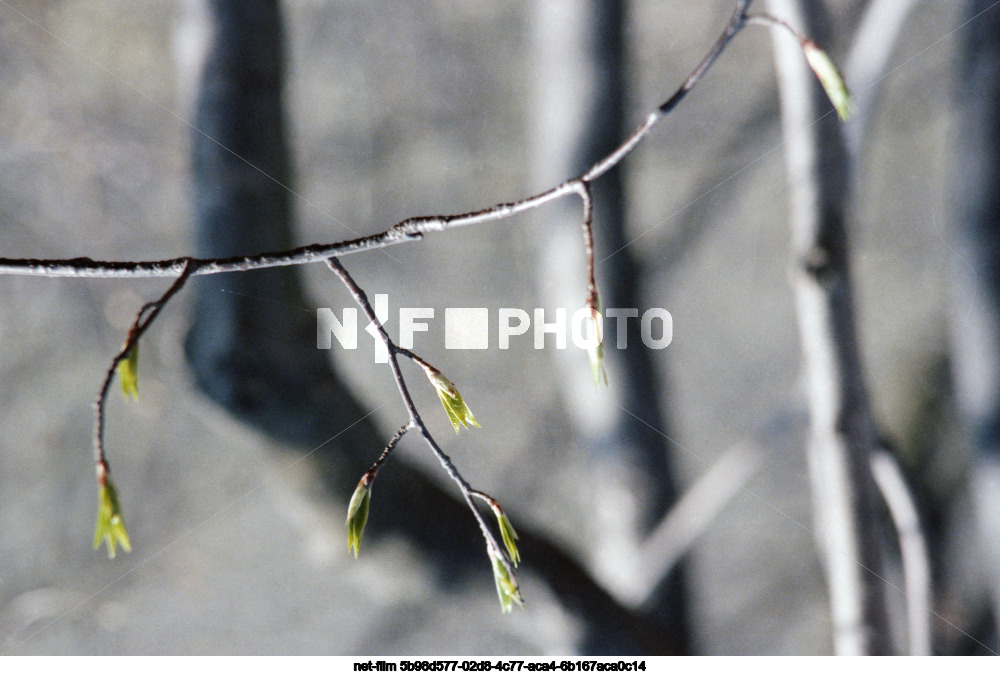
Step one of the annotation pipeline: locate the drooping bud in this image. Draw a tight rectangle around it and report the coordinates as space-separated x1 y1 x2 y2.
117 343 139 401
426 368 480 433
802 39 856 121
93 465 132 559
489 503 520 567
489 549 524 613
346 474 373 559
587 294 607 387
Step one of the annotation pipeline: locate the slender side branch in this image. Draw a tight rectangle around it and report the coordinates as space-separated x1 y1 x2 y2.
569 181 606 386
367 422 413 482
470 490 521 567
346 422 412 559
93 260 194 467
747 12 804 39
325 256 522 609
572 182 598 314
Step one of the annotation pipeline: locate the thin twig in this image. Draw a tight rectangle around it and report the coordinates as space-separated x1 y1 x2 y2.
364 422 414 482
395 347 434 373
0 232 422 278
746 12 808 42
571 182 599 314
92 260 193 472
582 0 753 182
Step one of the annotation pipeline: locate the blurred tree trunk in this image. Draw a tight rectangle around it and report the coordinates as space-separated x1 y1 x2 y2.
529 0 689 651
179 0 683 654
769 0 892 655
949 0 1000 653
184 0 367 449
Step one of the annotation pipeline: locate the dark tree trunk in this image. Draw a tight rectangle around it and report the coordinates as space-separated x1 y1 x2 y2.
949 0 1000 653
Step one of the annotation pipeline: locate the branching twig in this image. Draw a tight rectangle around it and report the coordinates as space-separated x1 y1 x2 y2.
325 256 522 609
572 181 598 316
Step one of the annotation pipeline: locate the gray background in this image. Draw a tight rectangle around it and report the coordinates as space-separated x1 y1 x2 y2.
0 0 967 654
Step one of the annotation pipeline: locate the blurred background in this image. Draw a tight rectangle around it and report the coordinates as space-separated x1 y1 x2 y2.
0 0 989 655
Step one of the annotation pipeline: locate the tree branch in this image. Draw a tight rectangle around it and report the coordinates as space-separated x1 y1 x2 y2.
0 2 760 282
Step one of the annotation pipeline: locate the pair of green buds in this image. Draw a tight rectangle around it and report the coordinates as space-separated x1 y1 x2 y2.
347 475 523 612
345 367 522 610
93 344 140 559
346 368 478 559
347 474 521 566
